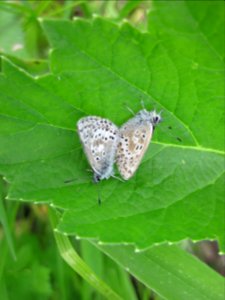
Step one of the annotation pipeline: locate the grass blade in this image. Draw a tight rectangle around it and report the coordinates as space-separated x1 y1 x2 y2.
0 177 16 260
49 208 122 300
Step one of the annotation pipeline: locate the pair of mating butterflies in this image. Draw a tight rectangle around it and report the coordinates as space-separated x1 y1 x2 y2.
77 108 162 182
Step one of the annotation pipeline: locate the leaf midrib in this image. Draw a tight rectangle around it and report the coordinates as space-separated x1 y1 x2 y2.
0 113 223 155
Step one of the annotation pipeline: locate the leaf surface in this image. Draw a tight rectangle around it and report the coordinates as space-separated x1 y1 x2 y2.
0 0 224 250
95 242 225 300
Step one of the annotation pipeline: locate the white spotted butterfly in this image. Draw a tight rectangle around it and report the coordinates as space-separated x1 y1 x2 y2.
77 116 119 183
116 109 161 180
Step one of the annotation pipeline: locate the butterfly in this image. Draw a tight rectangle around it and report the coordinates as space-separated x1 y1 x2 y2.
77 116 119 183
116 109 162 180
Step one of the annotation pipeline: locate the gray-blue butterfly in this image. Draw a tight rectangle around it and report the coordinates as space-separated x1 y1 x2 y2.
77 116 119 183
116 109 162 180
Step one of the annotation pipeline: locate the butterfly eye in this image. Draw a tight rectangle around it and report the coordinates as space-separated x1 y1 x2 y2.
154 116 161 123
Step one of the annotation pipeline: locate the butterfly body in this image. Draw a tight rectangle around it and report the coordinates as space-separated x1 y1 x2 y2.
117 109 161 180
77 116 119 183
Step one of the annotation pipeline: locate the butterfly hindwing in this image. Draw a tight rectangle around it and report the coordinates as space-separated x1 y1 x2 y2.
77 116 119 181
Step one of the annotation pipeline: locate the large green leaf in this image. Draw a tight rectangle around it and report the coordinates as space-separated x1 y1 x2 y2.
96 242 225 300
52 209 225 300
0 0 224 251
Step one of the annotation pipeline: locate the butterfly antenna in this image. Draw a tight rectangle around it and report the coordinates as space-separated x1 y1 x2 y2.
159 109 163 117
140 99 146 109
123 102 135 116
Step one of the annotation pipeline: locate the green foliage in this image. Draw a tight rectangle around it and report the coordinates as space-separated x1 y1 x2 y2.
0 177 16 260
0 0 47 59
50 209 123 300
0 0 224 299
0 211 83 300
97 242 225 300
2 229 52 300
80 240 137 300
0 4 29 59
0 3 224 251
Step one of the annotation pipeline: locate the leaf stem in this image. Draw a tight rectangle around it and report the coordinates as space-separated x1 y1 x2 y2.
49 208 122 300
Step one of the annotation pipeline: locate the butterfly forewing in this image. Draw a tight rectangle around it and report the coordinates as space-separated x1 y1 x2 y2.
117 120 153 180
77 116 119 180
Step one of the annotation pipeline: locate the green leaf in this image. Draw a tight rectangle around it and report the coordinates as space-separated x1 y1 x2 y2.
80 240 138 300
49 208 123 300
95 242 225 300
0 177 16 260
0 0 224 251
148 1 224 60
0 54 49 75
0 1 30 59
4 234 52 300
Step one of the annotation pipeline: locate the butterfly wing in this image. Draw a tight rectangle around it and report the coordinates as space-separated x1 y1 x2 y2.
77 116 119 180
116 117 153 180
